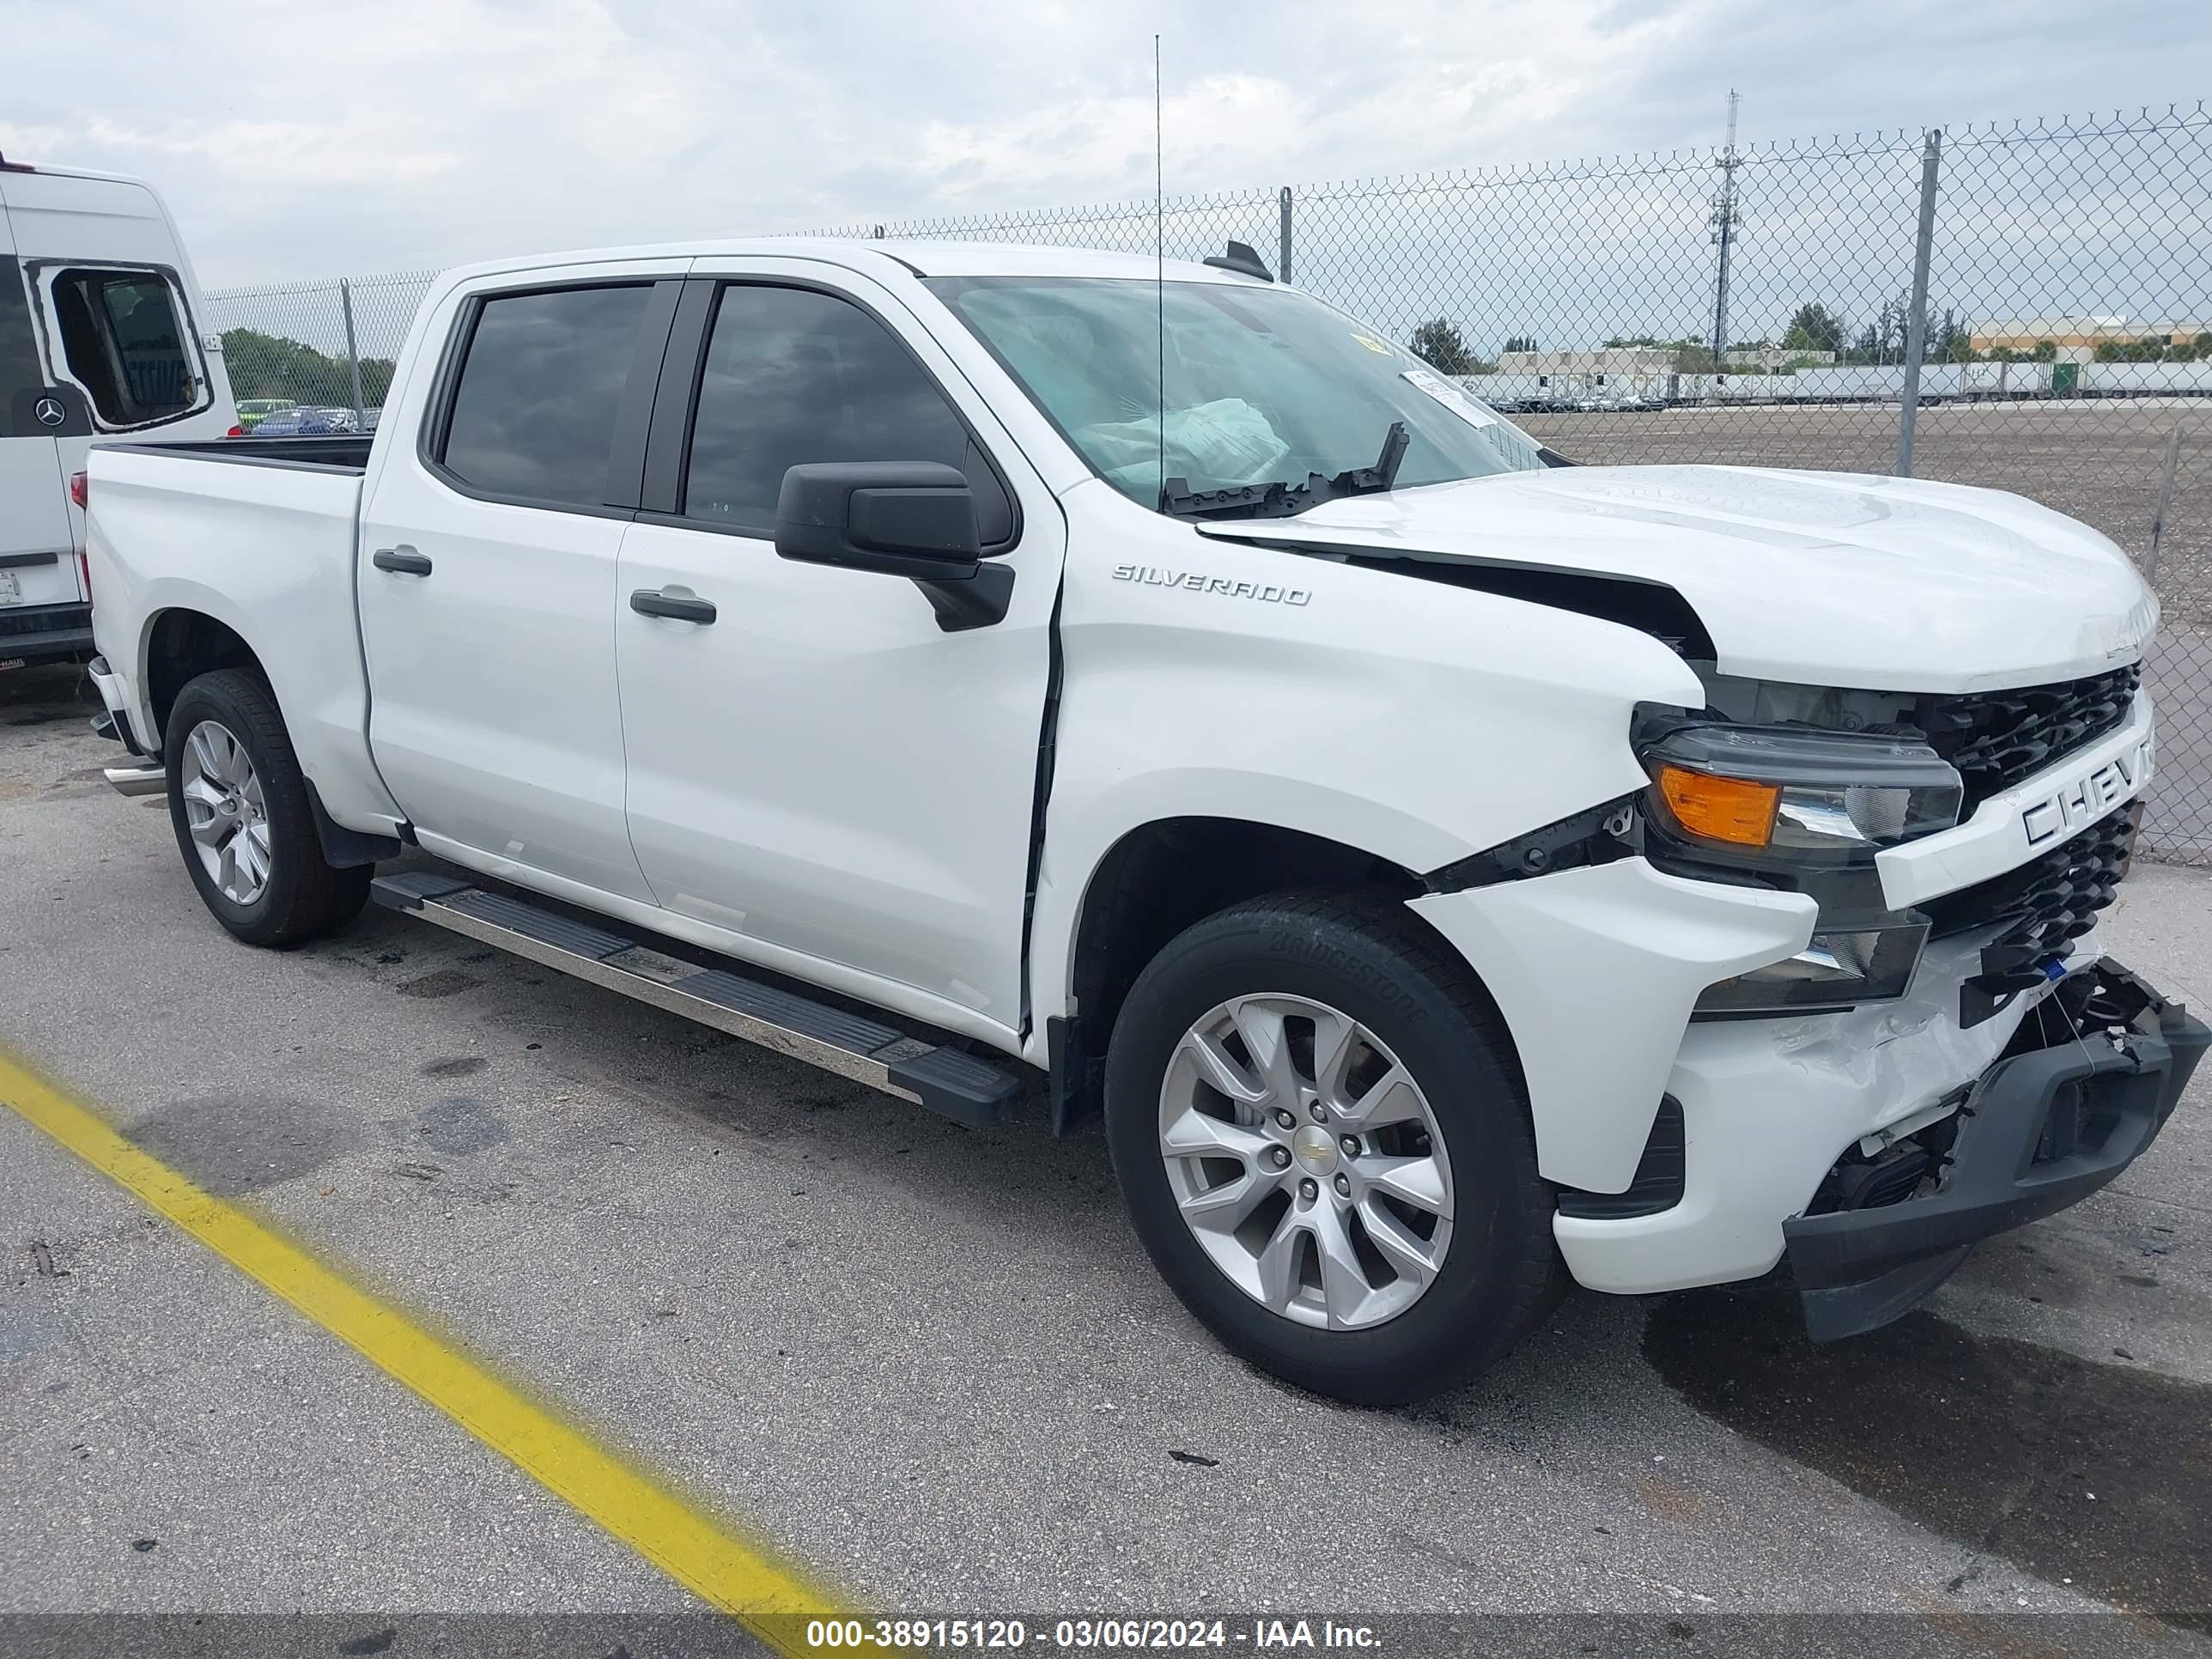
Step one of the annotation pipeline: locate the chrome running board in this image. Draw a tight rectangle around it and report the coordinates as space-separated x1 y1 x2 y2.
103 763 166 797
369 871 1019 1128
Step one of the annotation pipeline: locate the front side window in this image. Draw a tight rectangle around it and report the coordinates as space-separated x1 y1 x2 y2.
927 276 1545 513
46 266 204 428
441 284 653 507
681 284 1012 543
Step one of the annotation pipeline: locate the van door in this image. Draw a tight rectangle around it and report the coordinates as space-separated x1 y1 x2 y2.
0 213 82 626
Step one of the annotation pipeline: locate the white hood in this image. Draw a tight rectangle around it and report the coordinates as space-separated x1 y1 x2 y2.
1200 465 2159 693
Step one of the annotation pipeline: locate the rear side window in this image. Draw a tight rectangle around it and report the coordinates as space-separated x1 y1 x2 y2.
46 267 202 428
440 285 652 508
682 284 1014 544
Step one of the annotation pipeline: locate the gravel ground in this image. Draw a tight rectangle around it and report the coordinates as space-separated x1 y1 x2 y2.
3 660 2210 1654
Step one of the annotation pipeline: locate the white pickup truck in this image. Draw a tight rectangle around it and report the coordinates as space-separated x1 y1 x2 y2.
83 237 2203 1404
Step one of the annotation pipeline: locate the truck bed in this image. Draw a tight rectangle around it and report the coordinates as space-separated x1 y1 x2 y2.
104 434 374 471
84 435 403 836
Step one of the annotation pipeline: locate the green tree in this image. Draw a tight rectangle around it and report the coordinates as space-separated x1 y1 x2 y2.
1408 319 1477 374
221 328 392 409
1782 302 1845 354
1502 334 1538 355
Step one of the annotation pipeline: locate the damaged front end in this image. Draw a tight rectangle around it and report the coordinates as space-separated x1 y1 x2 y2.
1784 959 2208 1340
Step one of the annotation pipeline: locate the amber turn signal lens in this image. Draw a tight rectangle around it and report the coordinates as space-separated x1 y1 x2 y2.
1654 765 1780 847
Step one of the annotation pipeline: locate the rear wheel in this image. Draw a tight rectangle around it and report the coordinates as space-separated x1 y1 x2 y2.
1105 890 1565 1406
165 669 371 947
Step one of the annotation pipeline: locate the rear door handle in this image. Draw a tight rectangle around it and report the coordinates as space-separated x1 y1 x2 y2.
629 588 716 624
373 545 433 576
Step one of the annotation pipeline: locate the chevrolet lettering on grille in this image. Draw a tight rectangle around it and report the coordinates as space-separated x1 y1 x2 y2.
2021 736 2153 848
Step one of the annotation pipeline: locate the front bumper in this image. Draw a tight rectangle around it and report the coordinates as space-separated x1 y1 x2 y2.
1785 958 2206 1338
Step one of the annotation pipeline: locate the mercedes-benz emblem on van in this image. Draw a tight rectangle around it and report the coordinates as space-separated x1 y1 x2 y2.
33 397 65 427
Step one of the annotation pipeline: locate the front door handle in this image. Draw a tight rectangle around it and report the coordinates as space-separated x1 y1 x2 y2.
629 588 717 624
373 545 433 576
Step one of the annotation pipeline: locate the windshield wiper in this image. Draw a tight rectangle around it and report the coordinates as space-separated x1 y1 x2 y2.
1161 420 1409 521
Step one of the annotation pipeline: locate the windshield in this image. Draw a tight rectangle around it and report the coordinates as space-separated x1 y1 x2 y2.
927 276 1544 514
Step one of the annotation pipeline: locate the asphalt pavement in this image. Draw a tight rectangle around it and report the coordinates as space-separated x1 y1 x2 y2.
3 659 2209 1655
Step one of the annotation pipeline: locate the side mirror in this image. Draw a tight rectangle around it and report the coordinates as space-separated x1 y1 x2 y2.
773 461 1013 632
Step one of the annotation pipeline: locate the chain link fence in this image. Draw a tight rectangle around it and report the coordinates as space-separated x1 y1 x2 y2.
205 103 2212 857
203 270 435 428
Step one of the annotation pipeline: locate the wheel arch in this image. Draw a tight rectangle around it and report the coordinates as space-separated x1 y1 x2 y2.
143 611 400 870
142 605 265 754
1042 814 1520 1132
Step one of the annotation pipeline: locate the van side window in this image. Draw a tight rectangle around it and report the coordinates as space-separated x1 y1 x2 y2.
48 268 201 427
682 284 1015 544
439 285 653 508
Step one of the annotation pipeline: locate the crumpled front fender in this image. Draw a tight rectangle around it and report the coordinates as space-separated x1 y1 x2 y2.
1408 858 1816 1194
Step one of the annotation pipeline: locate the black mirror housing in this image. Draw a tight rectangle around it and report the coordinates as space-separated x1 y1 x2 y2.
775 462 982 578
771 461 1014 632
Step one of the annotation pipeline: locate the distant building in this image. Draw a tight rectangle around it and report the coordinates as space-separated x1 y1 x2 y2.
1725 346 1835 370
1498 344 1834 379
1968 316 2211 362
1498 347 1676 377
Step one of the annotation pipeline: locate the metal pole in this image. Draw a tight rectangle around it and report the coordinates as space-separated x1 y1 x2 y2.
339 278 366 421
1709 90 1740 386
1278 186 1293 284
1895 128 1942 477
2147 424 2184 586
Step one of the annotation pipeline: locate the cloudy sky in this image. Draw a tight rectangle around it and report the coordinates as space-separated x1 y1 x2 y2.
2 0 2206 289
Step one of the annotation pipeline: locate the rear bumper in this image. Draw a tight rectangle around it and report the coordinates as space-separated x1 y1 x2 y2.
0 601 94 665
1784 959 2206 1338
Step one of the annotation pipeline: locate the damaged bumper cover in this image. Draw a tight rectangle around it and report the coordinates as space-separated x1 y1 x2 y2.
1784 959 2207 1340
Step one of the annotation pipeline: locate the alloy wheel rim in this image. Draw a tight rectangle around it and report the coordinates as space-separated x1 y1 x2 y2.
1157 994 1455 1329
179 720 272 906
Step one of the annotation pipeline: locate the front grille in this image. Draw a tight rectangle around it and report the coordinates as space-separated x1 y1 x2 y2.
1916 663 2139 813
1923 804 2137 973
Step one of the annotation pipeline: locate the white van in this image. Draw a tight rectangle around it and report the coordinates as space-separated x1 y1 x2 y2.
0 155 235 667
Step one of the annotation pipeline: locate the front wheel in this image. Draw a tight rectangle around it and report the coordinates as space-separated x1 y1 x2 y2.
165 668 371 947
1105 890 1565 1406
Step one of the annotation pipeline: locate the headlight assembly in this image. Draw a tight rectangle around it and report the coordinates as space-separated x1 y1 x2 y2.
1642 722 1964 864
1637 718 1962 1014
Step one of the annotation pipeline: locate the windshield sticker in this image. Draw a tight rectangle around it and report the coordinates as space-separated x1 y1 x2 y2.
1401 368 1498 428
1348 331 1394 356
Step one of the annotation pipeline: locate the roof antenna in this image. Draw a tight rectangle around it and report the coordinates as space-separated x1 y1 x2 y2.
1153 33 1167 513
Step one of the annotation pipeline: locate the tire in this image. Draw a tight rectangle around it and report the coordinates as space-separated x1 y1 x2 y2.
1105 890 1565 1406
164 668 372 948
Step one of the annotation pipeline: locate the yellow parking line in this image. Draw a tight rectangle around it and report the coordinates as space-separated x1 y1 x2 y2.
0 1049 848 1655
